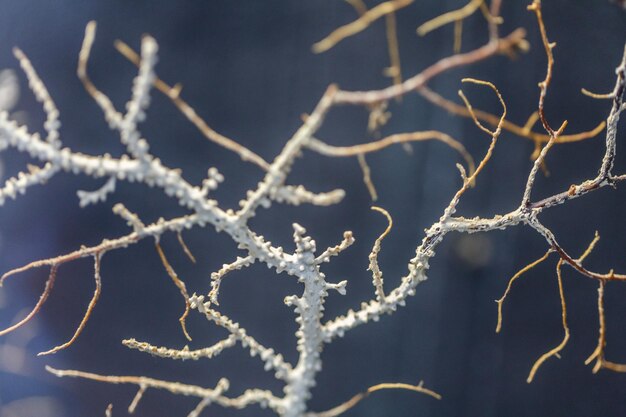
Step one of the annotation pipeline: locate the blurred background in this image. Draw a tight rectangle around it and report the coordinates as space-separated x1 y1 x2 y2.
0 1 625 416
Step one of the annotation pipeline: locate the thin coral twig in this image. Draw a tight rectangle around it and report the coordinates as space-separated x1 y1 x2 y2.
585 279 626 374
357 153 378 201
128 385 146 414
527 0 557 135
453 18 463 53
483 0 504 41
442 78 506 219
38 253 102 355
155 242 192 341
383 11 403 94
417 0 483 36
526 259 569 383
581 88 614 100
307 130 476 178
345 0 368 16
177 231 197 264
521 0 569 208
46 366 233 412
0 265 58 336
585 280 606 372
417 87 605 145
500 232 614 382
309 381 440 417
312 0 413 53
496 249 553 333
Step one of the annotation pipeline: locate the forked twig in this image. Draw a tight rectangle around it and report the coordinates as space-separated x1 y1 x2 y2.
417 86 605 146
0 265 58 336
526 259 569 383
46 366 236 413
442 78 506 219
38 253 102 356
154 242 192 341
585 280 626 373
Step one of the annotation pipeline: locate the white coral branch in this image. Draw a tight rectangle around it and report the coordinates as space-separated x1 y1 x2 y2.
209 255 255 305
190 295 294 380
13 48 60 148
77 176 116 207
122 337 238 361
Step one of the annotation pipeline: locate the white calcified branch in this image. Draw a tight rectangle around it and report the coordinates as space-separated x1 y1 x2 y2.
314 231 355 265
0 162 59 206
190 295 294 380
13 48 60 148
77 176 117 207
271 185 345 207
122 336 237 361
209 255 255 306
112 203 145 234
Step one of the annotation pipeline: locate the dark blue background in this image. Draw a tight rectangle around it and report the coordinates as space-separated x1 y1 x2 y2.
0 1 625 416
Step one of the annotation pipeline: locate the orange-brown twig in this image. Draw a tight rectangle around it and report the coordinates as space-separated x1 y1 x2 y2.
0 265 58 336
345 0 368 16
417 0 483 37
155 242 192 341
307 130 476 178
445 78 505 210
453 18 463 53
417 86 606 146
46 366 230 409
528 0 558 136
585 280 626 373
357 153 378 201
496 249 553 333
505 232 623 382
520 0 568 208
177 231 196 264
38 254 102 356
312 0 413 53
481 0 504 42
526 258 569 383
383 11 403 93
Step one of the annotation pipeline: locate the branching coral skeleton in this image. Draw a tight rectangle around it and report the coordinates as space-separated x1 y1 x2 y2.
1 1 625 416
